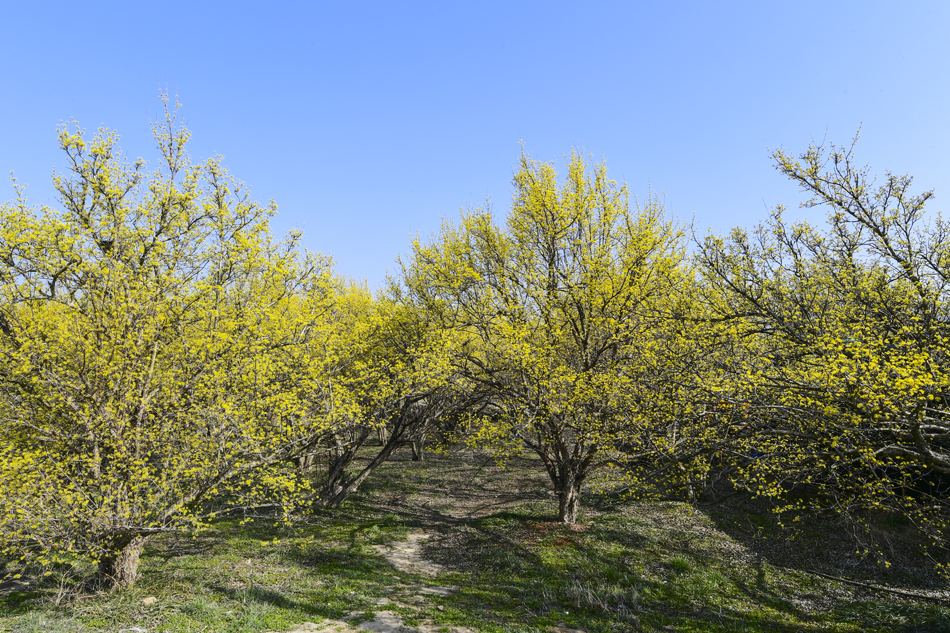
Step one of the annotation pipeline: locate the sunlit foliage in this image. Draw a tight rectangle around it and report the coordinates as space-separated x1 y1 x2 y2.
3 96 946 586
0 97 336 586
697 136 950 567
308 283 458 507
400 150 686 523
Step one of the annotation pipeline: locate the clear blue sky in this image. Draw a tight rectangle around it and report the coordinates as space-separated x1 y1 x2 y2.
2 1 948 288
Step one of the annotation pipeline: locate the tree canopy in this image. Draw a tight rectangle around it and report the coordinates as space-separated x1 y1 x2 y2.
697 136 950 567
2 100 947 586
400 150 686 523
0 98 337 586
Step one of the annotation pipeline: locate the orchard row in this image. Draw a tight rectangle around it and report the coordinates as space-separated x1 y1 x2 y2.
2 100 947 587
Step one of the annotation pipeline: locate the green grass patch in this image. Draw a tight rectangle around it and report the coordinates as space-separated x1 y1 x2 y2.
1 451 948 632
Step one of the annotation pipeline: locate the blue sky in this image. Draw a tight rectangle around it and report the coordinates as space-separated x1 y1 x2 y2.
2 1 948 288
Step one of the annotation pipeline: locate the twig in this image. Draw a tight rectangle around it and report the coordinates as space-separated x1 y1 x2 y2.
467 452 496 485
806 569 950 606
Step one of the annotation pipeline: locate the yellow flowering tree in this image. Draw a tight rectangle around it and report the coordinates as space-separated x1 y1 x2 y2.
0 99 336 587
697 136 950 565
402 151 685 523
306 283 458 508
613 281 744 503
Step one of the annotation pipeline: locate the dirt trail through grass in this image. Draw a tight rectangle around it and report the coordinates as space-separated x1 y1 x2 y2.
276 609 471 633
274 531 468 633
373 532 444 577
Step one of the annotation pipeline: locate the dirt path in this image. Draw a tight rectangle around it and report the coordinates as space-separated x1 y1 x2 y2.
277 611 465 633
274 529 466 633
276 454 582 633
372 531 444 576
276 611 437 633
276 456 549 632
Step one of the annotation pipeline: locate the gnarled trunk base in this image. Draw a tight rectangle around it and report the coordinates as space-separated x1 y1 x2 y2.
98 536 146 589
557 482 582 524
537 449 589 525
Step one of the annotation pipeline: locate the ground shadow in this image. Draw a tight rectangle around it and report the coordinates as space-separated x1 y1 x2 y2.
700 489 950 594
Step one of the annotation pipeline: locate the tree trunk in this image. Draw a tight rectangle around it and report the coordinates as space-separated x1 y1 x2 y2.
321 453 350 502
318 429 370 502
557 477 582 524
535 445 589 525
97 536 146 589
323 419 412 507
298 451 316 475
410 438 425 462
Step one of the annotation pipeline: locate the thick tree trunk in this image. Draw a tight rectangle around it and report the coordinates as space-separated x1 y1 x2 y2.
532 439 591 525
97 536 146 589
318 428 371 502
558 485 581 524
410 438 425 462
322 454 351 502
556 475 582 524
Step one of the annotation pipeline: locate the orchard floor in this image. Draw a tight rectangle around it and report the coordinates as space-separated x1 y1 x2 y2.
2 449 950 632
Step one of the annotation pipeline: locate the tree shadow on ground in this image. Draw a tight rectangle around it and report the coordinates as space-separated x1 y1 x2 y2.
415 505 832 632
147 533 221 562
699 490 950 593
363 452 950 632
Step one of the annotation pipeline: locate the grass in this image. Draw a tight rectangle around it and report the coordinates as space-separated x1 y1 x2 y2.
1 450 948 632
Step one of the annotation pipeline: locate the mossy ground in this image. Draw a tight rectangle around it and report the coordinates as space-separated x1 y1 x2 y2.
1 450 948 632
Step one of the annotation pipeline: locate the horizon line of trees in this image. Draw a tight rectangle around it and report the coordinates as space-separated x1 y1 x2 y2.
1 98 948 588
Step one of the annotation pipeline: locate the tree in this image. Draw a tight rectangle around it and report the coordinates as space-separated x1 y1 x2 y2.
306 283 457 508
401 150 685 523
697 135 950 567
0 97 335 587
612 281 744 504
